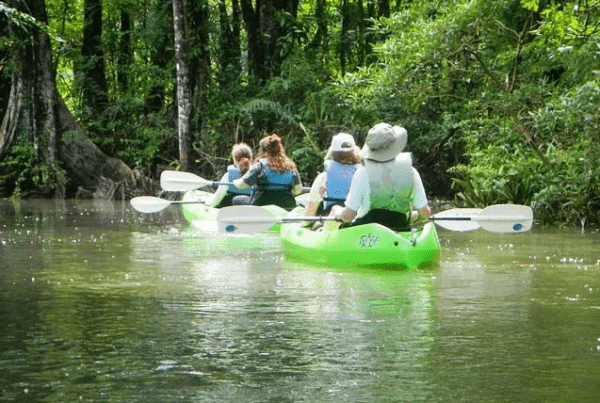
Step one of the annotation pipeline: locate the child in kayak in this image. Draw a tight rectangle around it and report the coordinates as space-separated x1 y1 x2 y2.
333 123 431 230
232 134 304 211
207 143 254 208
304 133 361 220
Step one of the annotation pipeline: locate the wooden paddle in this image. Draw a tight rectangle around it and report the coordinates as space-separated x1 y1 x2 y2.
216 204 534 234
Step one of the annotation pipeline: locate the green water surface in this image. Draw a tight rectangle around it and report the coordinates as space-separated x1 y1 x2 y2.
1 200 599 402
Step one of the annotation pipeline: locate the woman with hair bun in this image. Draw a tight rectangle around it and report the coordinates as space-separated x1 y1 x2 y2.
304 132 361 218
207 143 254 208
232 134 303 210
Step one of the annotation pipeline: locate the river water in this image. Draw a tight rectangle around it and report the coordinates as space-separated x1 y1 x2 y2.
1 199 599 402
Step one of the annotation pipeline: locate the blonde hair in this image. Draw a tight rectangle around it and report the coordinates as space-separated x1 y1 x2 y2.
258 134 296 172
232 143 253 174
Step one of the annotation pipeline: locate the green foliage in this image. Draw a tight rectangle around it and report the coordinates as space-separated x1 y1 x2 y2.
450 78 600 228
0 139 67 197
5 0 600 227
85 96 171 170
0 1 49 34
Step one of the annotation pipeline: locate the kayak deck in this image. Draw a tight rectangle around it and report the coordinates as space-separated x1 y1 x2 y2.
280 212 441 269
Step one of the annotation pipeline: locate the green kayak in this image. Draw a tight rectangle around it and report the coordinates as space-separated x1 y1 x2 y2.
180 190 291 231
279 209 441 269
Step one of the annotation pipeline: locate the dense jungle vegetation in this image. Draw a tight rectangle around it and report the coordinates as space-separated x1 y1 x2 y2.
1 0 599 228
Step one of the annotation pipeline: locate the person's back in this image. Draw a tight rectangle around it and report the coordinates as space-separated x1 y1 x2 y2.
323 160 357 210
209 143 253 208
305 133 361 218
358 152 415 229
334 123 431 229
233 134 303 211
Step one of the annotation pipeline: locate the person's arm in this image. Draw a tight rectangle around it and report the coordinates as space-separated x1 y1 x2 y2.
290 169 304 196
291 184 303 196
232 178 250 189
305 173 326 217
233 162 260 189
207 173 230 207
411 168 431 222
335 206 358 223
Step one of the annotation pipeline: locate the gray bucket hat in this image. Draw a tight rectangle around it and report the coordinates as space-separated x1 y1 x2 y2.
360 123 407 162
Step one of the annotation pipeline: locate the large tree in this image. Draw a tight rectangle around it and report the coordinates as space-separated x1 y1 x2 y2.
172 0 193 172
0 0 137 198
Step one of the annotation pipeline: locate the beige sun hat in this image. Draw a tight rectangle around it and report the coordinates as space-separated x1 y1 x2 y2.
360 123 407 162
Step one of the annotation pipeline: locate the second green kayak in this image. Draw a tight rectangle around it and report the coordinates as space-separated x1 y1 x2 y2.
180 190 291 231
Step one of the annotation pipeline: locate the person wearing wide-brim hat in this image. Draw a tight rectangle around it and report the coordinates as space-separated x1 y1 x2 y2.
332 123 431 229
304 133 361 220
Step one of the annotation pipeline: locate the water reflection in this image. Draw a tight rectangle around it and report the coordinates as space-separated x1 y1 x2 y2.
126 229 439 401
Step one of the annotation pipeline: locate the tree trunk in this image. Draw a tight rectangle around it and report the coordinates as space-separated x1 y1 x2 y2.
0 12 10 116
340 0 349 75
217 0 242 87
240 0 300 81
118 10 132 93
80 0 109 115
144 0 173 114
172 0 193 172
1 0 138 199
310 0 329 67
240 0 267 81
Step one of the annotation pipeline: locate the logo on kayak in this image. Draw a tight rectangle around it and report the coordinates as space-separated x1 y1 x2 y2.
359 233 380 248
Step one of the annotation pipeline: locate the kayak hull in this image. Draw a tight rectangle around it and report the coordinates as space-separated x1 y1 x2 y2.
180 190 289 231
280 211 441 269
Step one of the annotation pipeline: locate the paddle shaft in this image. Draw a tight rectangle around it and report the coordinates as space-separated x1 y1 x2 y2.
431 215 531 222
431 216 472 221
220 215 336 224
209 182 311 193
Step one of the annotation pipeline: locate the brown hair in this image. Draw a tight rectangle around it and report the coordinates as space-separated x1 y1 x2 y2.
330 150 361 165
232 142 253 174
258 134 297 172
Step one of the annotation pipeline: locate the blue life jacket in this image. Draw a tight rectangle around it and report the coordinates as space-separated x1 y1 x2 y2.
259 159 295 191
323 161 358 210
226 165 252 195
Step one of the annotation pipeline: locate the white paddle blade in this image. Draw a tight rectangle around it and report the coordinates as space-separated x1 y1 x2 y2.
431 208 482 232
476 204 533 233
160 170 211 192
130 196 172 213
216 206 279 234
